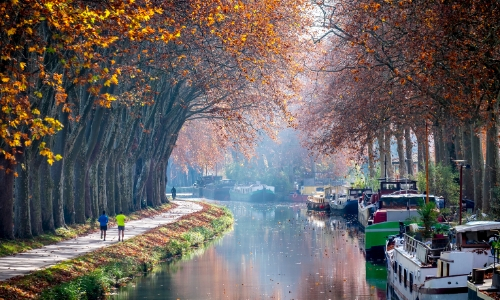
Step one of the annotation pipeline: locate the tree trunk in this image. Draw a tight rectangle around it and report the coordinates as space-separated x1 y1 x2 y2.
471 122 484 211
483 108 499 213
367 138 376 179
74 155 87 223
377 129 386 179
40 161 55 232
415 129 425 174
97 160 109 214
396 126 406 178
29 156 43 236
0 158 15 239
62 158 75 224
15 152 32 239
405 127 413 177
106 156 118 215
433 125 443 165
461 124 474 200
88 163 98 218
160 160 168 203
384 126 394 179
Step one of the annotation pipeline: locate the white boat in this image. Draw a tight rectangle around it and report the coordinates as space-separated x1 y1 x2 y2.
331 188 371 214
306 192 330 212
229 183 276 202
386 221 500 300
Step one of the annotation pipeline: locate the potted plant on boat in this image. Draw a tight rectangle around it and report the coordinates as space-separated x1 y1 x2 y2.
417 200 439 240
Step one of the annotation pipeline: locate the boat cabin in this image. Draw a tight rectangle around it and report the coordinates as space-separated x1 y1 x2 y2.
455 221 500 250
370 179 418 204
372 194 436 224
348 188 373 201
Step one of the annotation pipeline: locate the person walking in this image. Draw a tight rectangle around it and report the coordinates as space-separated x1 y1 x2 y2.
116 211 126 242
171 186 177 200
98 210 109 241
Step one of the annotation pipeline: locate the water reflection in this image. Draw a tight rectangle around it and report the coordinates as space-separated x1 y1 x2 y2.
113 202 386 299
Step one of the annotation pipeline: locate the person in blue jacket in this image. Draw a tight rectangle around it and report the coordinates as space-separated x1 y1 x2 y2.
98 211 109 241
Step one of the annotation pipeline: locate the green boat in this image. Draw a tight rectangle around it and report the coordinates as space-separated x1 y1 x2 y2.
364 193 437 260
365 221 403 260
229 183 276 202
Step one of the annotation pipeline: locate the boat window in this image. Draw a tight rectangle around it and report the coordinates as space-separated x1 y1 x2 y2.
404 269 407 289
398 264 402 284
409 272 413 292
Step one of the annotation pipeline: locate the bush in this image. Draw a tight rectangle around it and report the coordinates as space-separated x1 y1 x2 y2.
40 281 81 300
40 269 112 300
191 226 214 240
182 232 204 246
165 239 191 257
211 216 233 233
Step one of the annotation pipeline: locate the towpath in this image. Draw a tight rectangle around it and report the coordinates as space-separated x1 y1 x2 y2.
0 200 202 282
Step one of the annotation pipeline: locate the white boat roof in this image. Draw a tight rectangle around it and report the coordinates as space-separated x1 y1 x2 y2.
380 193 432 198
455 221 500 233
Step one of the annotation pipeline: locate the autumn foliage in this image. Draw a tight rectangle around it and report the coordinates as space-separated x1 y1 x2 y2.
0 0 310 239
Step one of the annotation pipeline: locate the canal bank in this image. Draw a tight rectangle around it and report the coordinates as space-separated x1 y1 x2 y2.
0 201 233 299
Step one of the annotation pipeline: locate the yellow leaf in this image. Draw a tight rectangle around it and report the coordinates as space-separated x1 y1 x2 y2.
47 158 54 165
110 74 118 85
20 62 26 70
32 108 40 115
7 28 16 36
175 32 181 38
24 140 32 147
2 77 9 83
55 154 63 161
104 80 111 87
34 91 42 98
11 0 18 5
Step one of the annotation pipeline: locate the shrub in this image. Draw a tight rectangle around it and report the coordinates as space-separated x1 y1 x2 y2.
211 216 233 232
182 232 204 246
191 226 214 240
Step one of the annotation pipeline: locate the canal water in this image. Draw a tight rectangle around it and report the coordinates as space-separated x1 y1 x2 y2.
113 201 387 299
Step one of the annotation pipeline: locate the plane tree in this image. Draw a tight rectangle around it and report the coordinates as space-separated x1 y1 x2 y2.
0 0 309 238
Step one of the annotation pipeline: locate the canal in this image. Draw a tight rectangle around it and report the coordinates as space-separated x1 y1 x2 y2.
113 201 387 299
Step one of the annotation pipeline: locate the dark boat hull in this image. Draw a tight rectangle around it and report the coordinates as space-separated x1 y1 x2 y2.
306 201 330 212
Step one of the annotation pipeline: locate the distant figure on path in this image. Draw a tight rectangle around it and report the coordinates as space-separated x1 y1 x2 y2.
98 211 109 241
116 211 126 242
171 186 177 200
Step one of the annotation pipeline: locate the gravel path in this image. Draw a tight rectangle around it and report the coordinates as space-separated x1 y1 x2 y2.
0 200 202 282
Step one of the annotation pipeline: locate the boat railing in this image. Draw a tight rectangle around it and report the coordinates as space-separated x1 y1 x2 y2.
403 234 450 265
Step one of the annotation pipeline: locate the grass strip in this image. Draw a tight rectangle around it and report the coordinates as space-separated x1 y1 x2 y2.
0 202 233 300
0 203 178 258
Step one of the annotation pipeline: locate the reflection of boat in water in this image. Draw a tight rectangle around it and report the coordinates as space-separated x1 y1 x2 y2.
306 193 330 212
287 192 308 202
306 210 330 227
229 183 276 202
365 261 387 298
